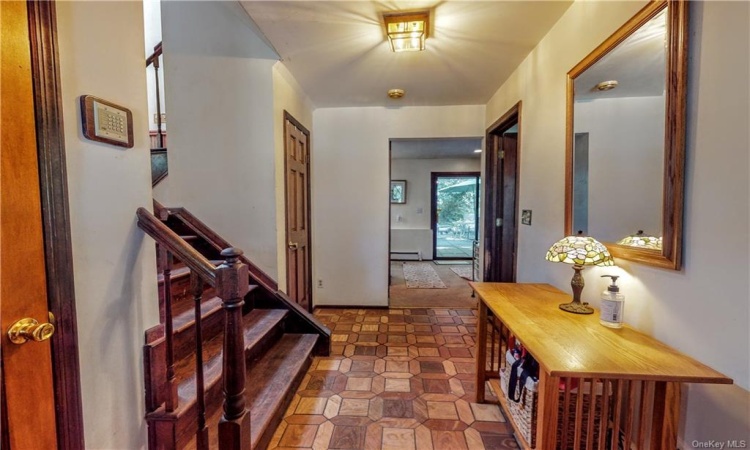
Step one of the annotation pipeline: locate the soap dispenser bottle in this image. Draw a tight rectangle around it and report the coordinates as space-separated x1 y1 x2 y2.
600 275 624 328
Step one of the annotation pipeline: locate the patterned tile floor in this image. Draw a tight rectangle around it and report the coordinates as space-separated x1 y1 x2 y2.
268 308 519 450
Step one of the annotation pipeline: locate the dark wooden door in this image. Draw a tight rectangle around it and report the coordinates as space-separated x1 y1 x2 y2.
284 114 312 311
483 103 521 283
1 1 59 447
499 133 518 281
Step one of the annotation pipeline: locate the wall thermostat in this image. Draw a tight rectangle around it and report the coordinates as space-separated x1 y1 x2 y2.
80 95 134 148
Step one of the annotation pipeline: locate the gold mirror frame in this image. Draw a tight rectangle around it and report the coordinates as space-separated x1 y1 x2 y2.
565 0 688 270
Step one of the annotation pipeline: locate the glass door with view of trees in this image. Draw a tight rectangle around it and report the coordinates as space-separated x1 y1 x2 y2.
432 173 480 259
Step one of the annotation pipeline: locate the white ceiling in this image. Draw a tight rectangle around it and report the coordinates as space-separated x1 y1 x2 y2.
391 137 482 159
240 1 573 108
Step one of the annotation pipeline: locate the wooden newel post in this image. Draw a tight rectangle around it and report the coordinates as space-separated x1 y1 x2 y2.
216 247 251 450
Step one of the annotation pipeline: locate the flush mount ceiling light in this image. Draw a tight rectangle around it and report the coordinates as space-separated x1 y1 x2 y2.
383 11 429 52
596 80 619 91
387 88 405 99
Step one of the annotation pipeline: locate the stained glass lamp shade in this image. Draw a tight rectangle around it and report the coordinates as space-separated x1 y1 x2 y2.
546 235 614 314
617 230 662 250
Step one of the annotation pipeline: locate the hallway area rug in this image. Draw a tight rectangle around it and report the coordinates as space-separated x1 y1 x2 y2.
402 262 447 289
450 265 474 281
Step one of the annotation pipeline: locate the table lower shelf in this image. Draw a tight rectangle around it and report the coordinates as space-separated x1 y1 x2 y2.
487 378 533 450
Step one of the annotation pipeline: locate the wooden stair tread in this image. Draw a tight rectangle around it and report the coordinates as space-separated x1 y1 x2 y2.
172 296 223 333
175 308 289 404
180 334 316 450
248 333 318 448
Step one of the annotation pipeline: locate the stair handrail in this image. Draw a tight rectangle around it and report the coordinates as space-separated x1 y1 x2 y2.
163 206 277 292
151 200 331 357
137 207 216 285
138 206 252 449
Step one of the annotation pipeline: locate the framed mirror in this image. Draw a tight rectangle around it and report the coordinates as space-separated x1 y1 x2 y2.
565 0 688 270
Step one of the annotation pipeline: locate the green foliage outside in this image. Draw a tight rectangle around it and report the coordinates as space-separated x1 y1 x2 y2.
437 178 476 225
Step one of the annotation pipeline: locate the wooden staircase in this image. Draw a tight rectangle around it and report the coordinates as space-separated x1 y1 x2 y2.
138 204 330 450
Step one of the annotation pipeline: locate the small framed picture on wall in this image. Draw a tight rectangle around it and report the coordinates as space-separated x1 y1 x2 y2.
390 180 407 204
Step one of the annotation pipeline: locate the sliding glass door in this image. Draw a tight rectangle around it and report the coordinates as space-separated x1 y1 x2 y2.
432 172 480 260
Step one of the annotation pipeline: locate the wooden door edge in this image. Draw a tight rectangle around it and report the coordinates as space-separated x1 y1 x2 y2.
27 1 85 448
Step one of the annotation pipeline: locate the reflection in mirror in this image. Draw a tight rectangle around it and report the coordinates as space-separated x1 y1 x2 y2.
566 0 687 270
572 8 666 245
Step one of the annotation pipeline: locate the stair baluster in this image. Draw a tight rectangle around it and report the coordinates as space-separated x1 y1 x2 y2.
216 248 251 450
191 272 209 450
162 250 178 412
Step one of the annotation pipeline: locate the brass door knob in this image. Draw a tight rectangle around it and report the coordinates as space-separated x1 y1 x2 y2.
7 318 55 345
288 241 299 249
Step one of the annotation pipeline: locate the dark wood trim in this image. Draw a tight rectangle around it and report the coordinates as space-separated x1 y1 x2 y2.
388 140 392 298
166 207 278 291
564 0 686 270
431 171 480 261
483 101 522 282
26 1 85 448
282 110 313 311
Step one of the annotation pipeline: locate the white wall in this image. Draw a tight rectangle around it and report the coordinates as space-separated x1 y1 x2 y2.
273 63 315 294
390 158 480 229
143 0 166 134
160 1 280 278
312 105 485 306
56 2 159 448
575 96 664 242
390 158 480 260
485 0 749 445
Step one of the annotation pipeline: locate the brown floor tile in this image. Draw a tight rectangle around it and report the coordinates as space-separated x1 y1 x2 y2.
279 424 318 447
432 430 469 450
295 397 328 415
420 361 445 373
384 378 410 393
382 399 414 418
480 432 519 449
423 379 451 394
271 306 519 450
381 427 416 450
470 403 504 422
340 398 370 416
426 401 459 420
329 425 366 449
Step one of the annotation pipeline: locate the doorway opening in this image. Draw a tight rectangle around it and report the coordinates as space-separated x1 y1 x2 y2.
387 137 482 307
432 172 480 260
484 102 522 282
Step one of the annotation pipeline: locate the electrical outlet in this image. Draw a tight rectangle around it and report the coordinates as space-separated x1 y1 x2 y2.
317 279 323 288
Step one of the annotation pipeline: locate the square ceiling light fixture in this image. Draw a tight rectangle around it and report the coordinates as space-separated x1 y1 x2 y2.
383 11 429 52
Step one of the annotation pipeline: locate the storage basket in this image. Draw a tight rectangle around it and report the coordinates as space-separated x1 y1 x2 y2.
499 350 611 449
499 350 539 447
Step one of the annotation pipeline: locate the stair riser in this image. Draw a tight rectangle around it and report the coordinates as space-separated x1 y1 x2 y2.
173 308 223 363
159 274 217 320
146 311 289 445
172 320 287 449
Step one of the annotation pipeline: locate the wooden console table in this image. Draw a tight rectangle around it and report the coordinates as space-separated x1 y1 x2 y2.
471 283 732 450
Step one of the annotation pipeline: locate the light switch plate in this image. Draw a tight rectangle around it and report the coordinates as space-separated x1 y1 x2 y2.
80 95 134 148
521 209 532 225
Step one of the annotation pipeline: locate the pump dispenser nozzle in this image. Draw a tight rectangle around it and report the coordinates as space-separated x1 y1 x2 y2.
601 275 620 293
